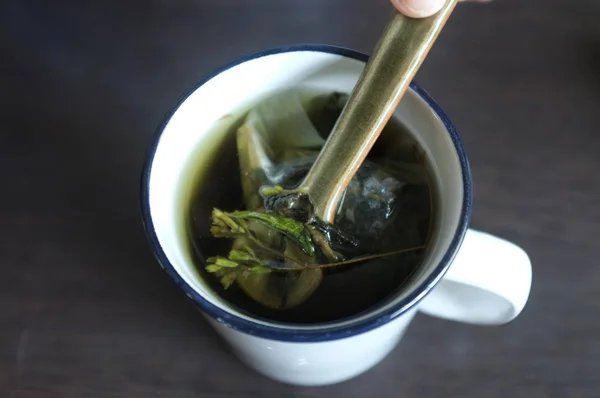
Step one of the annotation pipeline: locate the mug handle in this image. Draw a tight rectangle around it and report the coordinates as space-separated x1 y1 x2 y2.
419 229 532 325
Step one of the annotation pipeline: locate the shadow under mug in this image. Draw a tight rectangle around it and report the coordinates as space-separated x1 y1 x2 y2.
141 45 532 387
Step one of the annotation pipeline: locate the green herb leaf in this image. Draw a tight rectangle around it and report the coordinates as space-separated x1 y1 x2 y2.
215 258 239 268
205 264 222 273
228 249 254 262
259 185 285 197
227 210 315 257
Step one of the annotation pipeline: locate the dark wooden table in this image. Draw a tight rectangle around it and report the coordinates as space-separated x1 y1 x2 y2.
2 0 598 396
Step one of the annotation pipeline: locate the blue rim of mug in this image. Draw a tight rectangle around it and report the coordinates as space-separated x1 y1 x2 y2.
140 44 472 343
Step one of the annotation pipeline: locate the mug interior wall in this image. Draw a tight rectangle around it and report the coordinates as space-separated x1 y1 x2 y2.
147 50 464 330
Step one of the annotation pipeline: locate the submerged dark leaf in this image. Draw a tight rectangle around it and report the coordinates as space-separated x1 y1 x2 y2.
220 272 237 289
236 268 322 310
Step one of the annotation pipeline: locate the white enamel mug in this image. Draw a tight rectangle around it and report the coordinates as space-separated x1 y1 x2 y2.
141 45 532 387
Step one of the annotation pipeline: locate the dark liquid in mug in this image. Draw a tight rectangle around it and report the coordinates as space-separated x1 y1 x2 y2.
185 88 437 324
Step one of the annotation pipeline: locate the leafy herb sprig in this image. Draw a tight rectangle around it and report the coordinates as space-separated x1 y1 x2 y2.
206 207 425 289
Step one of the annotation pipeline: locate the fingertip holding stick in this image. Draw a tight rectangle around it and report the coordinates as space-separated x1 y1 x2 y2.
391 0 449 18
298 0 459 222
391 0 491 19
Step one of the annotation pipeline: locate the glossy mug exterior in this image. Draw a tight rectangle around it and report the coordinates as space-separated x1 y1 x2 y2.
141 45 532 387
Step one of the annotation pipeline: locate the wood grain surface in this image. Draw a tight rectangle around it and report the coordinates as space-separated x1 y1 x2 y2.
1 0 599 397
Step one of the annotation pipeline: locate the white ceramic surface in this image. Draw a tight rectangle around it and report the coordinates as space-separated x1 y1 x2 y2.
142 46 532 387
